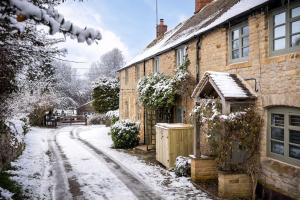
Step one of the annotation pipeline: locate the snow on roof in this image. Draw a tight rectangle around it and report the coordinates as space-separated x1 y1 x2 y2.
192 71 256 100
121 0 268 70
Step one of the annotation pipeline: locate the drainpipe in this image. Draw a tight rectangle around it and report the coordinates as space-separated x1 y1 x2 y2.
194 36 201 158
196 36 201 83
143 60 146 145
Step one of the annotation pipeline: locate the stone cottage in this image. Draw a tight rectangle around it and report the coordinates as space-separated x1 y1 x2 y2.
118 0 300 198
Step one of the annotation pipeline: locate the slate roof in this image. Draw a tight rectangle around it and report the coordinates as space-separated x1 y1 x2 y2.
191 71 257 100
120 0 269 71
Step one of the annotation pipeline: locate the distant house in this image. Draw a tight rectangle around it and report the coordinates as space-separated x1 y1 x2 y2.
118 0 300 199
77 101 95 116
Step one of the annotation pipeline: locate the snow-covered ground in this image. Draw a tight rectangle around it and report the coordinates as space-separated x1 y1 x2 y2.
2 125 211 200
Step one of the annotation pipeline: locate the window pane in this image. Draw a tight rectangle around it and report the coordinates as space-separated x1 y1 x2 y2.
271 127 284 141
291 34 300 47
274 25 286 38
232 49 239 59
274 38 286 50
242 37 249 47
292 7 300 18
274 12 286 26
290 115 300 127
232 29 239 40
290 130 300 144
242 47 249 57
242 26 249 36
289 145 300 160
232 40 240 50
292 21 300 34
271 113 284 126
271 141 284 155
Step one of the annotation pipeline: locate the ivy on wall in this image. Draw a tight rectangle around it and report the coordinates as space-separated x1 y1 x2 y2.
137 59 190 110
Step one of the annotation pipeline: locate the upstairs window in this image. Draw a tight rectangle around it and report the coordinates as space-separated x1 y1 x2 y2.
229 24 249 61
176 46 186 67
153 57 160 73
125 69 129 85
135 65 140 82
268 107 300 166
270 4 300 54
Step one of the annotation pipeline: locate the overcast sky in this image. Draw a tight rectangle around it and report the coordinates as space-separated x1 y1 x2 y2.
53 0 194 77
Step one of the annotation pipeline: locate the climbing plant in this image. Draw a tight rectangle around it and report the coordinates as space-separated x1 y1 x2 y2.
191 100 263 198
137 59 190 109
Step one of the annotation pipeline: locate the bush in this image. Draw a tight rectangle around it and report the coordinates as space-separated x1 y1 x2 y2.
106 110 119 125
20 117 30 134
111 120 140 149
174 156 191 177
87 114 107 125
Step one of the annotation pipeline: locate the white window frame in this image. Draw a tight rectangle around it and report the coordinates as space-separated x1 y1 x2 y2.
176 46 187 67
153 56 160 73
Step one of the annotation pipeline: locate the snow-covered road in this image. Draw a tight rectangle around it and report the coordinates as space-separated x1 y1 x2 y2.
7 126 211 200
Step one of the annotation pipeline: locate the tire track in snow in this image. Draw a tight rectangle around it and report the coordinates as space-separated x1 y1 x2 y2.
70 130 163 200
49 131 84 200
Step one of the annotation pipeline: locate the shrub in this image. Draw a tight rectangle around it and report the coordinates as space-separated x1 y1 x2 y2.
106 110 119 125
174 156 191 177
92 77 119 113
111 120 140 149
87 114 107 125
20 117 30 134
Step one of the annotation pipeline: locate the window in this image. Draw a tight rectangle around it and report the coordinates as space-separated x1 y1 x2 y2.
270 4 300 54
135 65 140 82
229 23 249 61
125 101 129 118
153 57 159 73
125 69 129 85
268 107 300 166
176 46 186 67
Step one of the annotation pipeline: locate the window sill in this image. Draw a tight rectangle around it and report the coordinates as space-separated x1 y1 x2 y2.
262 156 300 170
226 60 251 70
264 51 300 64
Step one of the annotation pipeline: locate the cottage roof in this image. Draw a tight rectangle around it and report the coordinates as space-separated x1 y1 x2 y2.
191 71 257 101
120 0 268 71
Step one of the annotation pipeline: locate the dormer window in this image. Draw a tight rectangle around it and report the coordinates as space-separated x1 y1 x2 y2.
176 46 186 67
229 23 249 61
153 56 160 73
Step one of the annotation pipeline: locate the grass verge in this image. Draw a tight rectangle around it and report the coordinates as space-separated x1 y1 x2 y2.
0 167 28 200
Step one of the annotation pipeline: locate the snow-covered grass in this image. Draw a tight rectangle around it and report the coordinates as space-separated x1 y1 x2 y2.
7 127 54 199
77 126 211 200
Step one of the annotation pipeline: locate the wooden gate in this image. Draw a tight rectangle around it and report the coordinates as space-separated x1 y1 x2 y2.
145 108 174 146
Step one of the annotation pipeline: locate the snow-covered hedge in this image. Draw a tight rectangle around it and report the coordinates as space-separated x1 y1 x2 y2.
174 156 191 177
6 118 29 148
111 120 140 149
105 110 119 125
87 114 107 125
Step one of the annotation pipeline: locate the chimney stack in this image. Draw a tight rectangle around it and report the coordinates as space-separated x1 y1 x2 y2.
156 19 167 38
195 0 213 14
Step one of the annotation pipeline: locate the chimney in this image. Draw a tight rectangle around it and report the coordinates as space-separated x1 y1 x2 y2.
195 0 213 14
156 19 167 38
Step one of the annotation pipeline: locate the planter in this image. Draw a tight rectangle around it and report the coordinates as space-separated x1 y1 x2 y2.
190 155 217 181
218 170 252 199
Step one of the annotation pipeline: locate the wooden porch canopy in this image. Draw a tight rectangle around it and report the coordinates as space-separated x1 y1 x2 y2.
192 71 257 114
191 71 257 157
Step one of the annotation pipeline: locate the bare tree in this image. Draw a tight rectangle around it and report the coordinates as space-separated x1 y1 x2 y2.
88 48 125 81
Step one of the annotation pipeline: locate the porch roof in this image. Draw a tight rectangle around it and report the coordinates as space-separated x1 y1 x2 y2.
191 71 257 101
